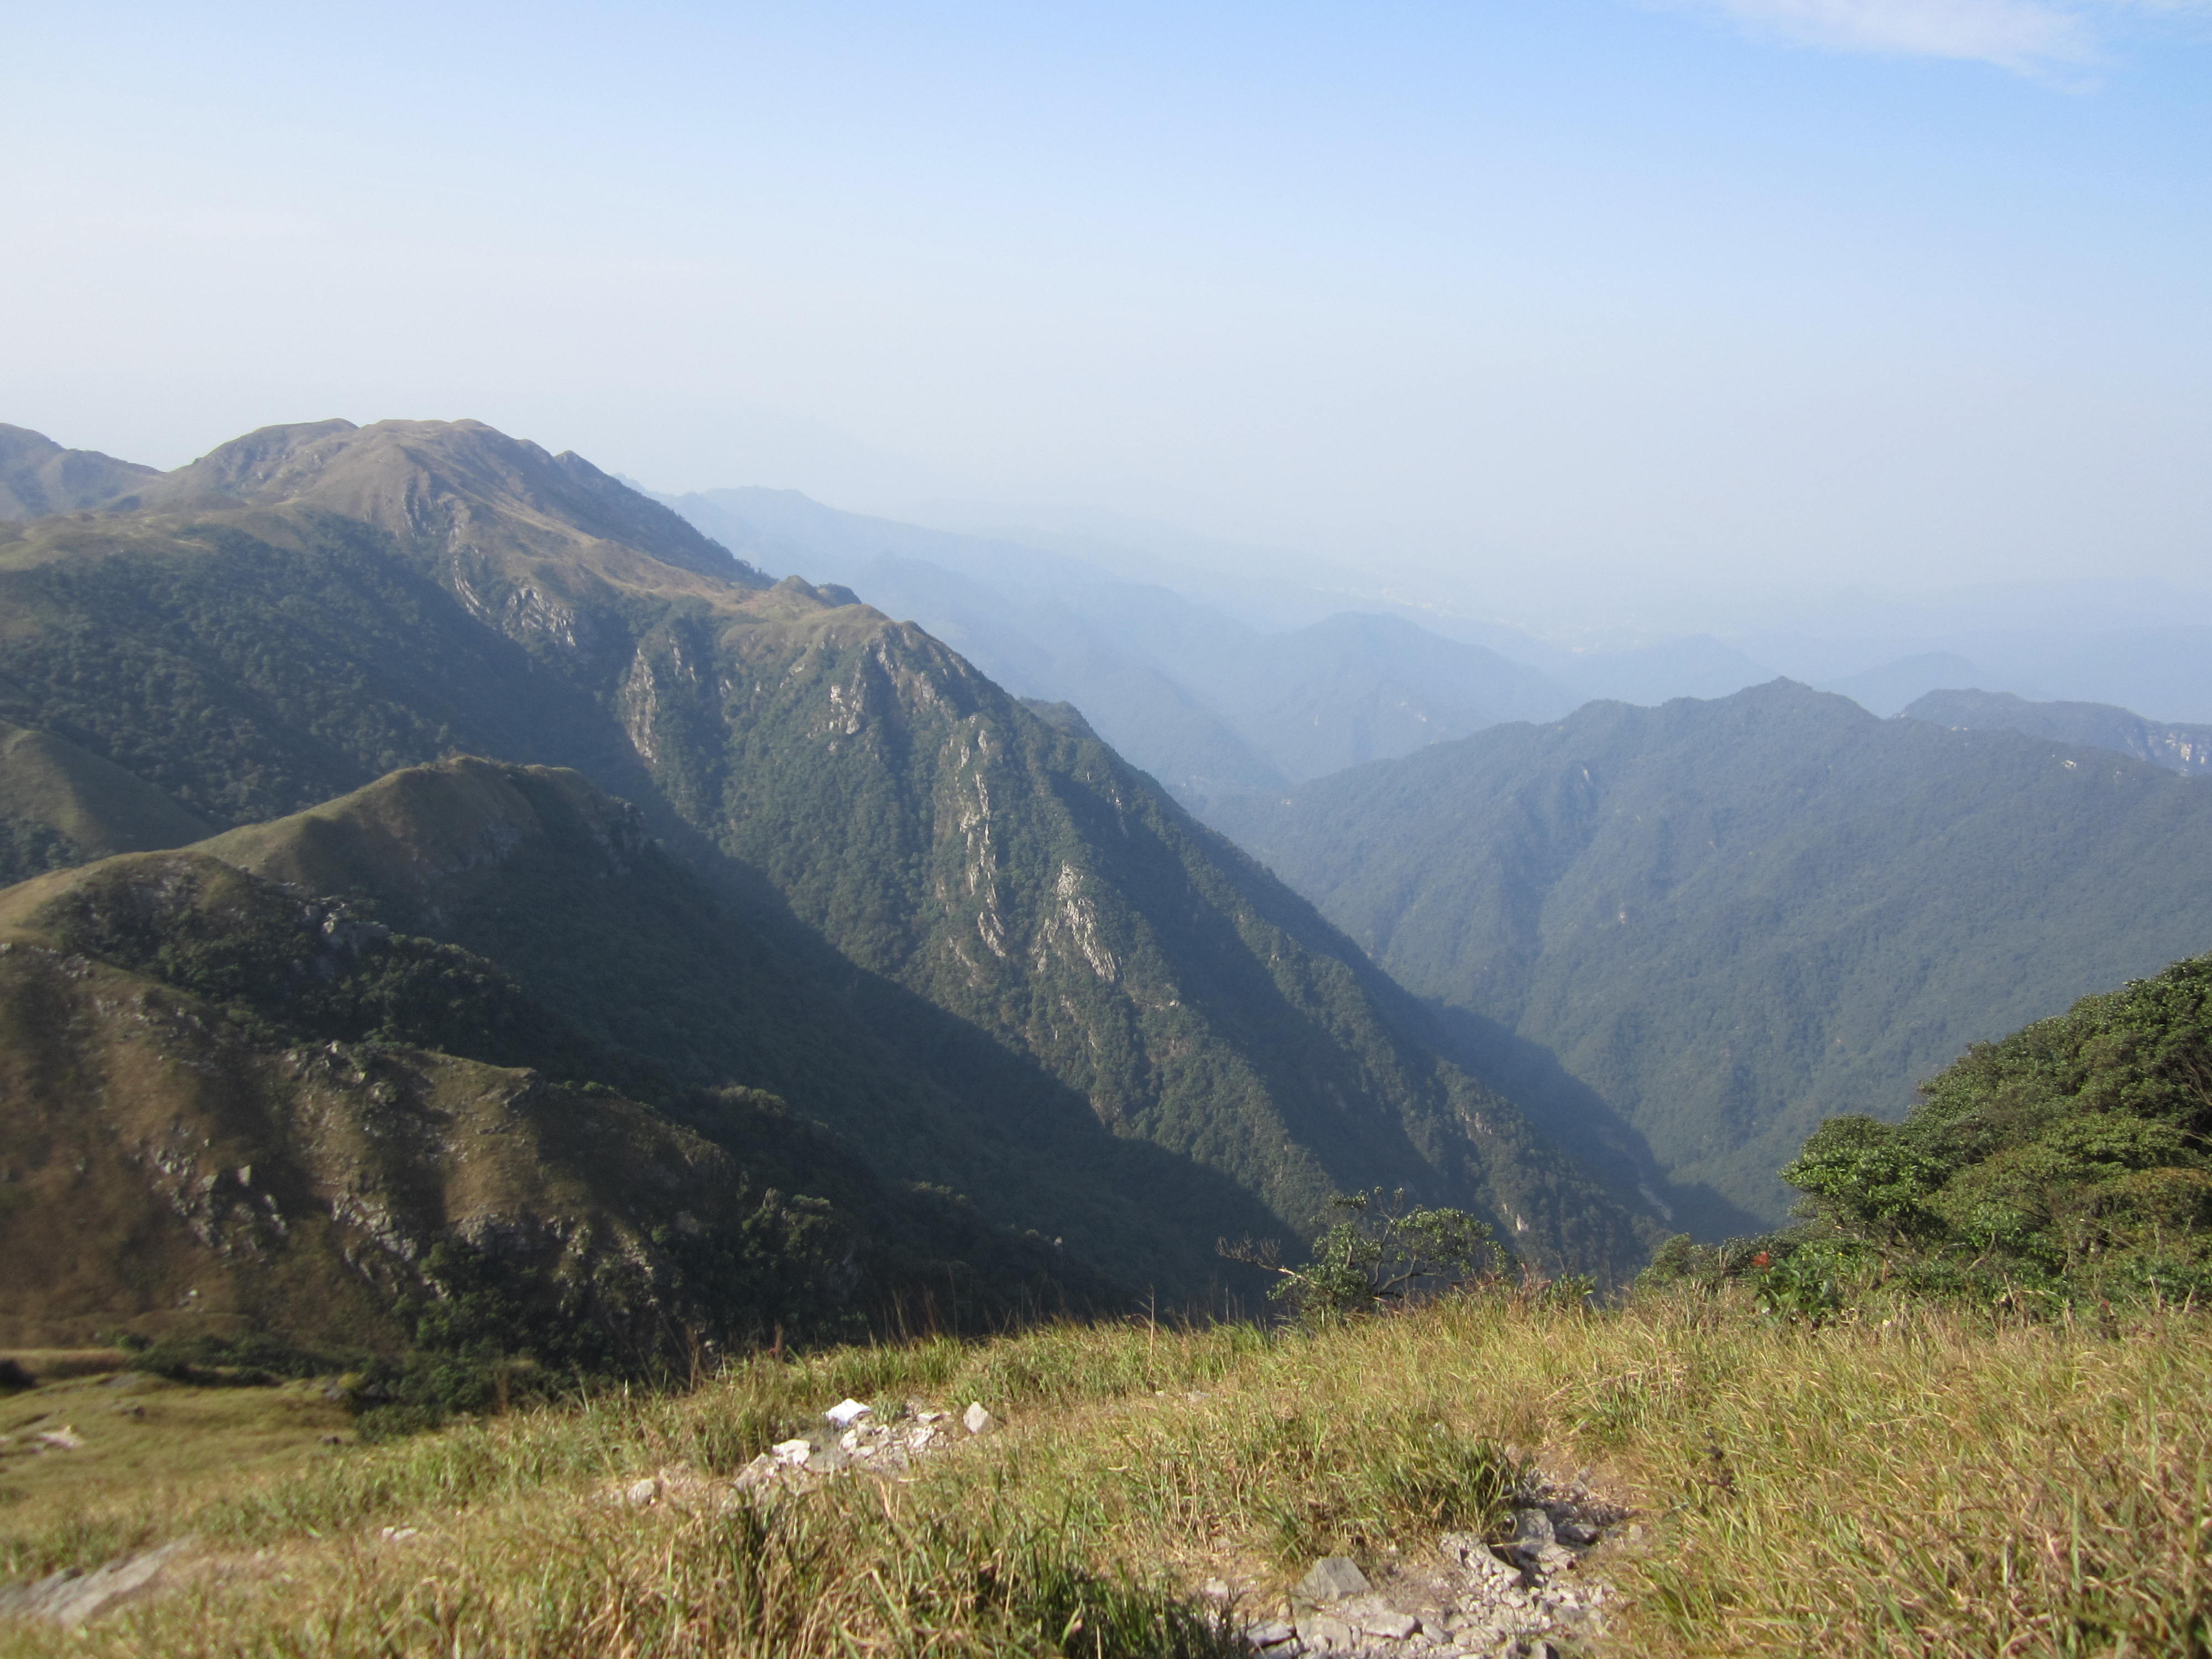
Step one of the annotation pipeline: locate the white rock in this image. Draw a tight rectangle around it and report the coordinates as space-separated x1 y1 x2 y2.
771 1437 813 1467
826 1398 871 1428
623 1478 659 1506
963 1402 995 1435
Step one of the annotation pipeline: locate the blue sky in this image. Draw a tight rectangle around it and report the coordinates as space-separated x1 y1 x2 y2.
2 1 2206 623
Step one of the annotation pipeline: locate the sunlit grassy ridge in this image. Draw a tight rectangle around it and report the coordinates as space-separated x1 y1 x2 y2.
6 1292 2209 1657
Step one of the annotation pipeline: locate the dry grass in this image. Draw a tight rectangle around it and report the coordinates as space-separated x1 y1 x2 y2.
0 1297 2206 1656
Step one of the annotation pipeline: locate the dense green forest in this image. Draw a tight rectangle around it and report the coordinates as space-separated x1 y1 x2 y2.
1648 951 2212 1314
1213 680 2212 1229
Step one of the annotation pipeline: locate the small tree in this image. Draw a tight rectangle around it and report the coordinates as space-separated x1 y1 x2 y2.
1221 1190 1515 1324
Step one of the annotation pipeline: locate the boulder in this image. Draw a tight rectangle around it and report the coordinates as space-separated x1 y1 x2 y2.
1299 1612 1356 1648
1296 1556 1373 1601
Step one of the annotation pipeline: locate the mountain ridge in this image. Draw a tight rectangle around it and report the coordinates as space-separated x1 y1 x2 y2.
1905 687 2212 777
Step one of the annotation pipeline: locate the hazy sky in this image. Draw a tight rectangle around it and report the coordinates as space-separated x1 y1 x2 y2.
4 1 2207 619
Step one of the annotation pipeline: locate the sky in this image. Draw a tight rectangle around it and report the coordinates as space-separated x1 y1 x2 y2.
3 1 2208 627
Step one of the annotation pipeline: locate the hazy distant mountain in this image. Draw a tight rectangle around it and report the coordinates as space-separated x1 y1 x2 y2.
1742 580 2212 724
661 485 1575 804
0 424 161 519
1819 651 1989 717
1905 688 2212 777
1551 635 1778 706
1980 628 2212 725
0 419 1655 1346
1212 680 2212 1226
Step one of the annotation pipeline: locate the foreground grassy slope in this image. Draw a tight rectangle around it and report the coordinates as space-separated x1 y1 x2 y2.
3 1294 2205 1657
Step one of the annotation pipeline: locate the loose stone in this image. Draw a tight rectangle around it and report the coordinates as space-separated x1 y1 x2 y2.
1297 1557 1373 1601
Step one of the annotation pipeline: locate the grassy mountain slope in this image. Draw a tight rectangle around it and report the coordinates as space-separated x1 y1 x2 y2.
1213 680 2212 1225
0 419 1653 1282
0 850 925 1357
0 719 212 884
0 426 160 521
1906 687 2212 776
187 754 1287 1298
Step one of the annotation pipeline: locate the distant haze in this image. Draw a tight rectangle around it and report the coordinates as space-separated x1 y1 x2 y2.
3 1 2207 635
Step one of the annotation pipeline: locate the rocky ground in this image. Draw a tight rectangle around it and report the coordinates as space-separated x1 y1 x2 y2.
1228 1470 1632 1657
611 1397 1635 1658
4 1392 1635 1655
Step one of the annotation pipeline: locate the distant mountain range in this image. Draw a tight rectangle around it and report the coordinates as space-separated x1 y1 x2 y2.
658 488 2212 813
660 487 1578 807
1903 688 2212 777
0 418 1655 1351
1211 681 2212 1227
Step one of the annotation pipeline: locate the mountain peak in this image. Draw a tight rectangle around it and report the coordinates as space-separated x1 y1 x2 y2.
0 424 164 521
127 418 766 592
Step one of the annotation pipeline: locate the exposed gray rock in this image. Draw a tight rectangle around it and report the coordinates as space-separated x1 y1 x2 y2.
0 1540 190 1627
1357 1609 1419 1639
1256 1470 1629 1658
1297 1556 1373 1601
1438 1532 1520 1584
963 1401 995 1435
1298 1611 1356 1648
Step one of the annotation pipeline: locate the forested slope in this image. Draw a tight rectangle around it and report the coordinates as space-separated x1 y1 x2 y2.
1214 681 2212 1225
